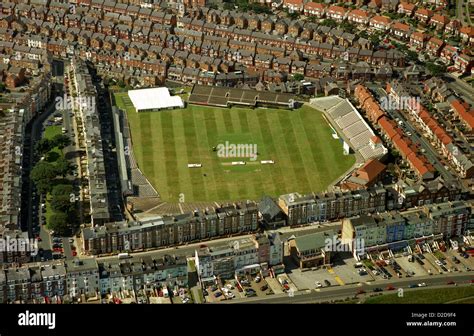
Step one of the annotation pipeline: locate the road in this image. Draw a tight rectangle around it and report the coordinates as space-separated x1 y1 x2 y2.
457 0 472 26
445 73 474 106
224 273 474 304
21 85 61 232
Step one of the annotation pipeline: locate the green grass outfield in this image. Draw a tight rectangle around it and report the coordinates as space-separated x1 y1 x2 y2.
115 92 355 202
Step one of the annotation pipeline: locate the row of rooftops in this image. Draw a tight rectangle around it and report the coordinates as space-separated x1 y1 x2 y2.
98 254 188 279
347 200 471 229
82 201 259 240
1 258 99 284
70 57 110 223
0 107 24 230
280 186 387 208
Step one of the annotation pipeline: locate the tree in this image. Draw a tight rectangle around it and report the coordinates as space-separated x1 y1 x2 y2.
293 73 304 81
31 162 58 193
35 138 53 154
425 62 447 76
47 212 69 236
55 157 73 177
51 134 71 149
321 19 337 28
51 184 75 213
406 50 419 63
358 31 369 39
223 2 234 10
287 11 300 20
340 22 356 33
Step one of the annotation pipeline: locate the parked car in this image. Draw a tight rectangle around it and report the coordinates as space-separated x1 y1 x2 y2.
315 281 322 288
373 288 383 292
386 285 396 291
214 291 222 298
260 285 268 291
418 283 427 287
245 289 256 297
324 280 331 287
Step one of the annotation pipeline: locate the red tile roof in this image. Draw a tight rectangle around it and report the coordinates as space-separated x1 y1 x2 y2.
399 2 415 11
284 0 304 6
451 99 474 129
460 26 474 37
379 116 401 140
328 5 347 15
392 22 410 31
415 8 433 17
431 14 449 24
349 9 369 18
371 15 391 25
304 2 325 11
355 158 386 182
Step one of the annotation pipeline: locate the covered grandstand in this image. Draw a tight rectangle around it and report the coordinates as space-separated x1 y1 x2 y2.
311 96 387 161
128 87 184 112
188 85 296 108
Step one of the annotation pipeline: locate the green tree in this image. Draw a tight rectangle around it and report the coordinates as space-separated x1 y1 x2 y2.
293 73 304 81
223 2 234 10
425 62 447 76
51 134 71 149
406 50 419 62
321 19 337 28
35 138 53 154
51 185 75 213
47 212 69 236
358 31 369 39
31 162 58 193
55 157 73 177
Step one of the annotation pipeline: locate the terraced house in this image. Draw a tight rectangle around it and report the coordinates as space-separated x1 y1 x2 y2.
279 188 387 226
82 202 258 255
342 201 471 259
